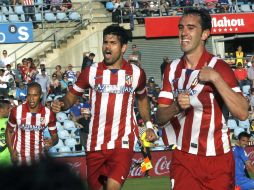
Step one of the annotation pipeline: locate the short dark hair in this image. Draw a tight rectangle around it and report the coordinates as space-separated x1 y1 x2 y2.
238 131 251 140
27 82 42 95
89 53 95 57
183 8 212 32
0 100 10 109
103 24 130 45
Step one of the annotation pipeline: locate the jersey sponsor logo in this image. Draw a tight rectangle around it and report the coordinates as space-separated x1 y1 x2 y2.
18 124 45 131
125 75 132 85
94 84 134 94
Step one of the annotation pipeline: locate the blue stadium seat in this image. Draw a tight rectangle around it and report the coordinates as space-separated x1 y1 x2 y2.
58 130 70 139
242 85 250 95
240 4 252 12
8 14 20 22
20 14 32 22
14 4 24 14
227 119 238 130
2 6 9 14
65 138 77 150
56 12 68 21
35 13 42 22
44 11 57 22
68 11 81 21
58 145 71 153
106 2 114 11
0 15 8 23
239 119 250 129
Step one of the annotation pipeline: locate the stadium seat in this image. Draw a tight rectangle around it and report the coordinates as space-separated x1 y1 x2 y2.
227 119 238 130
2 6 9 14
35 13 42 22
65 138 77 150
58 145 71 153
34 0 43 6
234 127 245 139
240 4 252 12
63 120 76 130
56 112 68 122
58 130 70 139
48 147 58 153
0 15 8 23
44 12 57 22
53 139 64 148
8 14 20 22
68 11 81 21
70 128 80 138
20 14 32 22
239 119 250 129
14 4 24 14
242 85 250 95
56 12 68 21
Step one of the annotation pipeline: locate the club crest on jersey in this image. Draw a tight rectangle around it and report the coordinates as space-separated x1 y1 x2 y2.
125 75 132 85
40 117 45 125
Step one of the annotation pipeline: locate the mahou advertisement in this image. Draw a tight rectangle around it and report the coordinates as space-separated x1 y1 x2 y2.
145 13 254 38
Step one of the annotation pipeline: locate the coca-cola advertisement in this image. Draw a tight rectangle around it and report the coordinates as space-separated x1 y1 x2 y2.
245 147 254 165
55 156 87 179
145 13 254 38
55 151 172 179
128 151 172 178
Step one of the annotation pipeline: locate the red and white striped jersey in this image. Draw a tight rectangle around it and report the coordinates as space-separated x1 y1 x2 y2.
158 50 242 156
7 103 57 165
70 60 146 152
23 0 34 6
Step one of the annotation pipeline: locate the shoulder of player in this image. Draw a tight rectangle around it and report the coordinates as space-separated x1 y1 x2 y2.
214 57 233 71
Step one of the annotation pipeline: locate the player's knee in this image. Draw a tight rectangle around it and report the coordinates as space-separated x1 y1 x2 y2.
107 178 121 190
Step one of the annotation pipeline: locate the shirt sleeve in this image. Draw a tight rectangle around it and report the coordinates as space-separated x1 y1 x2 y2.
158 63 174 105
48 110 57 135
135 68 147 96
69 67 90 96
215 59 242 94
7 107 17 129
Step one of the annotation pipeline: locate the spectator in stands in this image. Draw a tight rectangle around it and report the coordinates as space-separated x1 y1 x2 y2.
61 0 72 11
234 62 249 90
248 60 254 88
69 98 87 122
8 95 18 108
15 0 38 29
45 96 53 109
15 82 27 102
14 63 23 83
235 45 245 67
35 68 50 105
76 107 90 149
40 0 51 11
131 44 142 61
0 50 11 68
0 69 8 97
81 52 95 70
160 56 171 80
49 73 61 96
26 58 37 83
233 131 254 190
218 0 230 12
65 64 76 83
53 65 63 81
5 64 15 93
205 0 218 13
60 73 69 94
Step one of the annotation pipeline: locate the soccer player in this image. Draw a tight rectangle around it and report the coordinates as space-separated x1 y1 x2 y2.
52 24 157 190
156 8 249 190
233 132 254 190
0 100 11 166
5 82 58 165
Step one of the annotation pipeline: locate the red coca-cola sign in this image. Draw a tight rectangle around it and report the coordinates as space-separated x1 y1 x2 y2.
145 13 254 38
55 151 173 179
128 151 172 178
